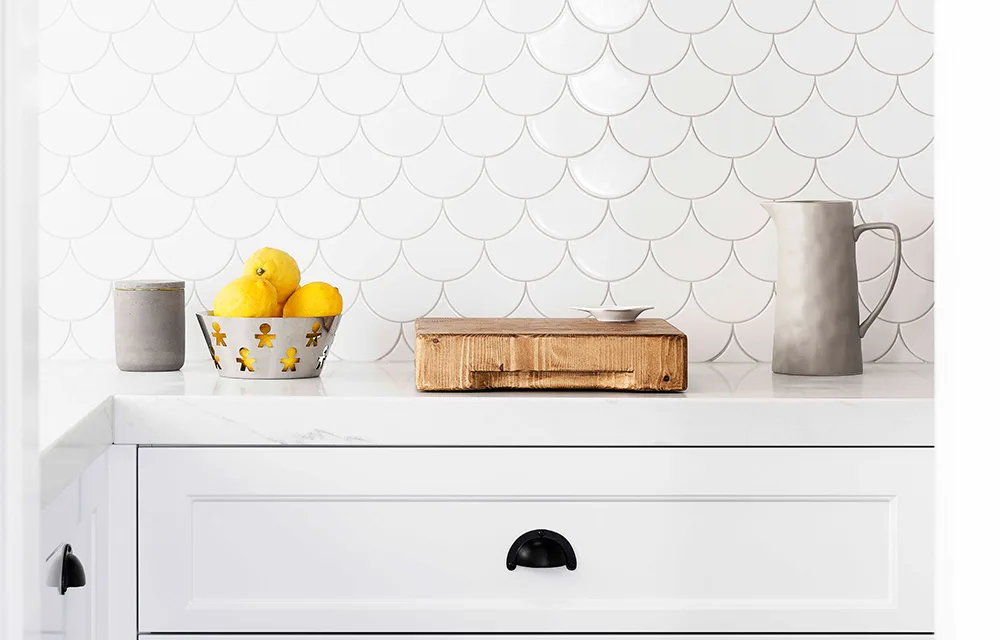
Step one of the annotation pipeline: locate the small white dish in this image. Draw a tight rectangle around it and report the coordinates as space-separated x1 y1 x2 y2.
570 305 654 322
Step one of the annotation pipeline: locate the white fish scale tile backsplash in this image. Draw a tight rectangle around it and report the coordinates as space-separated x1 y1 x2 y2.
38 0 934 363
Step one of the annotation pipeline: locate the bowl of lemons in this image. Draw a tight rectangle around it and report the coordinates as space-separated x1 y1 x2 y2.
196 247 342 379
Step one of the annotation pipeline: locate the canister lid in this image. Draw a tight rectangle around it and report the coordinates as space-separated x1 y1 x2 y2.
114 279 185 291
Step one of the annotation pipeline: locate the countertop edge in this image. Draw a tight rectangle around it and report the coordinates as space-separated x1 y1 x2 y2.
111 395 934 448
41 396 114 505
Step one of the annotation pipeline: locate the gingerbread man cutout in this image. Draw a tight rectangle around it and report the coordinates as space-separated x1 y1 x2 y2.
236 347 256 372
316 344 330 370
211 321 227 347
305 321 321 347
208 345 222 370
255 323 276 348
281 347 300 372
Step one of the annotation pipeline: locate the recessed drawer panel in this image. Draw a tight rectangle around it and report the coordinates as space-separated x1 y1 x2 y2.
139 448 932 633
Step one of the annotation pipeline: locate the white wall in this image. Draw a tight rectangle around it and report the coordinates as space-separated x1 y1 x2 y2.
37 0 933 363
2 0 40 636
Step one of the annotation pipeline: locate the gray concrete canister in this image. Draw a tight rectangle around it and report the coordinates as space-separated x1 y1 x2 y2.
114 280 186 372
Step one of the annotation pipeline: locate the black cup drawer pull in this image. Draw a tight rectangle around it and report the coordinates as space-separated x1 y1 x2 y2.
59 544 87 594
506 529 577 571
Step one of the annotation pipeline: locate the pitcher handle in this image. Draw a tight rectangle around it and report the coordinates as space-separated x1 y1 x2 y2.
854 222 902 338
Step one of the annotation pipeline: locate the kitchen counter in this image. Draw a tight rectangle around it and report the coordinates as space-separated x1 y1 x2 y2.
40 360 933 502
40 360 936 634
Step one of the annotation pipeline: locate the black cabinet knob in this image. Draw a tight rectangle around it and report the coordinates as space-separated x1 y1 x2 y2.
59 544 86 595
506 529 577 571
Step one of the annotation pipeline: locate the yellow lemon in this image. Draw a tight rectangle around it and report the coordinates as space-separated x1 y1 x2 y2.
282 282 343 318
213 275 279 318
243 247 301 303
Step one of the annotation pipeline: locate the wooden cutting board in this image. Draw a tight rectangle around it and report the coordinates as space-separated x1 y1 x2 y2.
414 317 687 392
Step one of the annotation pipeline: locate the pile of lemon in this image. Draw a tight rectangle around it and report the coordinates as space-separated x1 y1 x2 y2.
213 248 343 318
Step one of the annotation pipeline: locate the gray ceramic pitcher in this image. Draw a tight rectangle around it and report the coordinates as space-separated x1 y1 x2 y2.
761 200 902 376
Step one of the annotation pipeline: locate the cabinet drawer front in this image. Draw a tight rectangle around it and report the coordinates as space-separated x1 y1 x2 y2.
139 448 932 633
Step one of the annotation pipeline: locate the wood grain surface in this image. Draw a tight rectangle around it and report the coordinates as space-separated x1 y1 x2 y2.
414 318 687 392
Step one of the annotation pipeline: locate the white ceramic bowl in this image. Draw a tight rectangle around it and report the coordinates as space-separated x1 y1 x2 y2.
196 312 340 379
570 306 654 322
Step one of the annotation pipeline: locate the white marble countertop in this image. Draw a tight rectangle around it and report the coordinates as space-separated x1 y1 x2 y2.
38 360 933 503
42 359 932 447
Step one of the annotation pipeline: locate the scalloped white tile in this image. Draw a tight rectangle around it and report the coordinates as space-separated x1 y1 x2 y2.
38 0 933 363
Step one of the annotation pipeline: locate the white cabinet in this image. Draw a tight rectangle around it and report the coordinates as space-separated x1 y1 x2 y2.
41 447 136 640
138 447 932 634
41 475 94 640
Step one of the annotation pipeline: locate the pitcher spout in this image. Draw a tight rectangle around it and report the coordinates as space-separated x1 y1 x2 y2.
760 201 778 220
